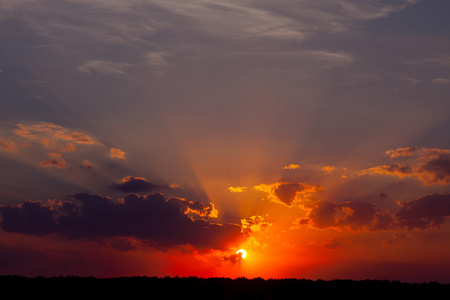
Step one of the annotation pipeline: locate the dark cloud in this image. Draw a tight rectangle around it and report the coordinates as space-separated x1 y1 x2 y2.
254 181 321 206
0 201 57 235
222 253 244 264
166 197 218 218
299 193 450 232
112 176 158 193
0 193 247 250
419 156 450 184
274 182 307 206
395 193 450 230
301 200 395 232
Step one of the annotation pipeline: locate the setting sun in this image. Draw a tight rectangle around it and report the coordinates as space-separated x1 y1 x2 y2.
236 249 247 259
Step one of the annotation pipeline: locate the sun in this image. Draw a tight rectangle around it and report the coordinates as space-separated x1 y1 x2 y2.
236 249 247 259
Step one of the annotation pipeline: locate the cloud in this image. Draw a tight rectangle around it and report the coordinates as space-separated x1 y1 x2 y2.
14 122 98 148
8 122 112 170
221 252 244 264
284 164 300 170
254 181 321 206
144 51 172 75
0 193 246 250
0 137 16 152
431 78 450 85
241 215 272 236
395 193 450 230
228 186 247 193
167 197 218 219
361 147 450 185
112 176 157 193
296 192 450 233
110 147 126 159
308 50 354 68
78 60 131 75
299 200 395 232
0 121 128 172
39 152 68 169
81 159 92 169
321 166 336 173
385 146 419 158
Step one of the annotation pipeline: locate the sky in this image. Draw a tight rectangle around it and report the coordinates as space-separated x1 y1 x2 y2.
0 0 450 283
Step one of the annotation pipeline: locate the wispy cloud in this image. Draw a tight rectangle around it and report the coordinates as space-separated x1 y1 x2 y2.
0 137 16 152
110 147 126 159
78 60 131 75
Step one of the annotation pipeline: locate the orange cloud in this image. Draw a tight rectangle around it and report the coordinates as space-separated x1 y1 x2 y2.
241 215 272 234
59 143 76 152
40 152 68 169
167 197 219 219
284 163 300 170
110 147 126 159
14 122 97 145
361 147 450 185
321 165 335 173
0 137 16 152
82 160 92 169
254 181 321 206
228 186 247 193
385 146 419 158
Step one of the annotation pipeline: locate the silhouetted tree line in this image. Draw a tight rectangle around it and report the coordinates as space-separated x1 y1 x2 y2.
1 275 448 300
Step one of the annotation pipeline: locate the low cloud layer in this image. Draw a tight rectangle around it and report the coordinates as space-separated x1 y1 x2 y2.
0 192 246 251
298 193 450 232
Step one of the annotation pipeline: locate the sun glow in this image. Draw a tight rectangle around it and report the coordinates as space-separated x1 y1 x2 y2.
236 249 247 259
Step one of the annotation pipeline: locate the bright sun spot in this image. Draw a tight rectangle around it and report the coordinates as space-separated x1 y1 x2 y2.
236 249 247 259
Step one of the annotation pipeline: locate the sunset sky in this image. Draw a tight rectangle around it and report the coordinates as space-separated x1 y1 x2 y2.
1 0 450 283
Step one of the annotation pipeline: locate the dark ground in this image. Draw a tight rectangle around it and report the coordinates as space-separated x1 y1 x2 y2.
2 275 449 299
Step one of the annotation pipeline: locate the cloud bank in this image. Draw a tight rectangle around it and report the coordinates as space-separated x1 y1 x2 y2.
0 192 246 251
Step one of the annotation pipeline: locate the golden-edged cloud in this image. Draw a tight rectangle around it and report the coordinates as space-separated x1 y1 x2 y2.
241 215 272 234
284 163 300 170
110 147 126 159
361 147 450 185
254 181 321 207
0 192 245 251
